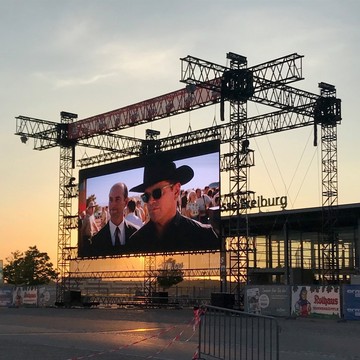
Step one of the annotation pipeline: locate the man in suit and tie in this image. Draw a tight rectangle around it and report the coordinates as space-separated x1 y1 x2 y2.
90 182 139 256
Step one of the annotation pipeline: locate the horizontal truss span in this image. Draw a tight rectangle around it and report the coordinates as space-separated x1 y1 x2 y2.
77 106 315 167
68 53 305 140
16 114 143 152
15 116 60 150
181 53 303 87
77 133 142 153
16 53 317 155
68 86 220 140
68 268 221 279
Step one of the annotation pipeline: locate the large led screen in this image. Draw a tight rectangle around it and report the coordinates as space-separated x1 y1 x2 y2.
78 141 221 257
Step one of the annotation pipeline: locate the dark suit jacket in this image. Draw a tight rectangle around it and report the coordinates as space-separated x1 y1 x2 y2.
89 220 139 256
128 212 220 254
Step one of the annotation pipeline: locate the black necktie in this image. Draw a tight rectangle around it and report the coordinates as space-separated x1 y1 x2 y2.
115 227 121 247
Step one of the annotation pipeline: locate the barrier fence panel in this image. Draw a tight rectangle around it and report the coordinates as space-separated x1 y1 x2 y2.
197 305 279 360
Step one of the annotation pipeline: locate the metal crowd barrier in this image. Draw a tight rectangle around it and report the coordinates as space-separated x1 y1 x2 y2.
197 305 280 360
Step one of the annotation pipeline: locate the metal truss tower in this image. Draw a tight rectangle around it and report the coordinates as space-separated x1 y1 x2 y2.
56 112 78 303
224 53 255 303
315 82 342 282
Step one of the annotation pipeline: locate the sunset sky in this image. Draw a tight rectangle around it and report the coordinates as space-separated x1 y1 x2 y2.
1 1 359 268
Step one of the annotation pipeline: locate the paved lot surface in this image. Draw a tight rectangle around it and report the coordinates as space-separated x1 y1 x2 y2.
0 307 198 360
0 307 359 360
277 316 360 360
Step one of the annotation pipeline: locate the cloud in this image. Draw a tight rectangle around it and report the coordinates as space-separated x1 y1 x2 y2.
32 71 118 88
31 39 181 89
97 42 178 75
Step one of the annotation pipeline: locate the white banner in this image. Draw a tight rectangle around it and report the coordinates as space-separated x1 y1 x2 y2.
22 287 38 305
13 286 38 306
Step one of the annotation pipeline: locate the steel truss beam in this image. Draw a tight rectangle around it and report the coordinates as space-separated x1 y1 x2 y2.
67 267 221 279
181 53 304 87
15 54 312 151
180 53 318 115
68 86 221 140
63 53 305 141
77 107 315 167
15 116 60 150
15 115 143 152
17 102 316 163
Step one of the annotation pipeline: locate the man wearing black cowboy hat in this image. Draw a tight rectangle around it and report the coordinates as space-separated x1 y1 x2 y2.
128 155 219 253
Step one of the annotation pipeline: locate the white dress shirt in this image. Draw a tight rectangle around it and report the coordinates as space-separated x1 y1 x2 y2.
109 220 126 245
125 212 143 228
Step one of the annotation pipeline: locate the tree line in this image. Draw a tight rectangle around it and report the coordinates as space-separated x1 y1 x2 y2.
2 246 58 285
2 246 183 290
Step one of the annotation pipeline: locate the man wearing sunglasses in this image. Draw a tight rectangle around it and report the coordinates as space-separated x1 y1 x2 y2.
128 156 220 253
90 182 140 256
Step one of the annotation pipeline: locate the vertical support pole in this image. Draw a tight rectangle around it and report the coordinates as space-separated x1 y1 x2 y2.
224 52 255 306
283 221 290 285
142 128 160 299
316 83 341 284
56 112 78 304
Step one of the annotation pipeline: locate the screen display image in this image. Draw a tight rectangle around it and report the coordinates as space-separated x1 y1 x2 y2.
78 141 221 257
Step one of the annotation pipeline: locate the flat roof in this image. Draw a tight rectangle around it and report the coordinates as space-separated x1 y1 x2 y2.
222 202 360 235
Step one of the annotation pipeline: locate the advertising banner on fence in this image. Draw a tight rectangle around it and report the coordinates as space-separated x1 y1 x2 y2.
342 285 360 320
38 286 56 307
0 288 13 306
0 285 56 307
245 285 291 317
291 286 340 319
0 260 3 285
22 287 38 305
13 287 23 306
12 286 38 306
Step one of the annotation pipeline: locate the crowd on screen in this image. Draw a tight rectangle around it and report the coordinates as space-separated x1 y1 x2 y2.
179 185 220 224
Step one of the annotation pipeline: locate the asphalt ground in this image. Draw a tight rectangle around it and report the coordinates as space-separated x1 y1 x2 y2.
0 307 359 360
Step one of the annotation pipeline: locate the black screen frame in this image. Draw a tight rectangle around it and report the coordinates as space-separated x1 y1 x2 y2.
78 140 220 258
